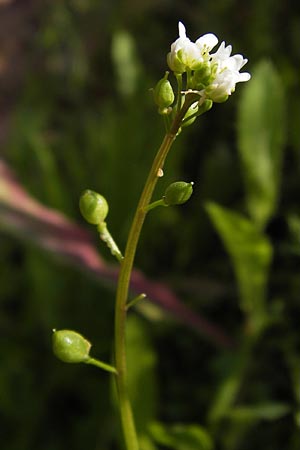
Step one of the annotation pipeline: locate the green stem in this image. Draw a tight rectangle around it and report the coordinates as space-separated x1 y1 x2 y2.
113 97 196 450
144 198 166 212
85 357 118 374
126 293 147 311
97 222 124 263
175 73 183 113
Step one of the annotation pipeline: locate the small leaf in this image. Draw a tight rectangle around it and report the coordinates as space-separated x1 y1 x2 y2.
237 60 286 230
227 403 291 422
206 202 272 319
139 435 158 450
149 422 214 450
111 29 141 97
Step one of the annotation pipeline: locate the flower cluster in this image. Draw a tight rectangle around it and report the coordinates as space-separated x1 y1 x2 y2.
167 22 251 103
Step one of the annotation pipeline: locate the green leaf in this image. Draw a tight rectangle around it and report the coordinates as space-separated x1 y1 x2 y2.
139 435 158 450
126 315 158 437
237 60 286 230
208 342 252 424
111 29 141 97
227 403 291 422
206 202 272 320
149 422 214 450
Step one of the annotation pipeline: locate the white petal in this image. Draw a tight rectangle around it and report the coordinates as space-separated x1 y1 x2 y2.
212 42 232 60
178 22 186 38
181 41 200 64
196 33 218 51
238 72 251 82
240 58 248 69
228 54 246 70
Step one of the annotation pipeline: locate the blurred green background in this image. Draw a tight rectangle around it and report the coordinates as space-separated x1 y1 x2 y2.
1 0 300 449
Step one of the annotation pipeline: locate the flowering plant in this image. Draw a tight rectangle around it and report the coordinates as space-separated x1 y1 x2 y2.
167 22 250 103
53 21 250 450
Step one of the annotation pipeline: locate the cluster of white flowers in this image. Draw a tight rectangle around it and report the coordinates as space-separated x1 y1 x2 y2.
167 22 251 103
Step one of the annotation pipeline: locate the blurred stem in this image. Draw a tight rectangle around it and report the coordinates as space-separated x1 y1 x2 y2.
114 95 197 450
208 328 264 428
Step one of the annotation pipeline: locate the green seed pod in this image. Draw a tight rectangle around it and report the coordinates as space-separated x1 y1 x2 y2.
154 72 175 111
163 181 194 206
182 102 199 127
79 189 109 225
52 329 91 363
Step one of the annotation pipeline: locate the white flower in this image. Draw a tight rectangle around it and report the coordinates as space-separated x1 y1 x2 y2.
203 41 251 102
195 33 218 60
167 22 200 73
168 22 219 73
167 22 251 102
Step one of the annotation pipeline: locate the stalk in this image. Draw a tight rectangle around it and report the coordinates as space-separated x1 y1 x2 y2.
113 98 194 449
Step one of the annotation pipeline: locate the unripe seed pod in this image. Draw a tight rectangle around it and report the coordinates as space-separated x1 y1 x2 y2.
52 329 91 363
154 72 175 111
163 181 194 206
182 102 198 127
79 189 109 225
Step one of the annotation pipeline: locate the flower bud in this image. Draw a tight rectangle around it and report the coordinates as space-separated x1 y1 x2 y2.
79 189 109 225
163 181 194 206
52 329 91 363
192 65 213 89
153 72 175 113
197 99 213 115
207 90 229 103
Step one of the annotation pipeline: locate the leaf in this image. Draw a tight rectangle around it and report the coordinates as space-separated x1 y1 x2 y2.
149 422 214 450
208 346 250 425
111 29 141 97
206 202 272 319
227 403 291 422
139 435 158 450
237 60 286 230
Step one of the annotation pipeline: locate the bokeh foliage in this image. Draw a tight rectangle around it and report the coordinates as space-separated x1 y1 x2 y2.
1 1 300 449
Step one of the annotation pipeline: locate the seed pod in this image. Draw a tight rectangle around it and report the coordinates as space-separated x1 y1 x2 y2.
79 189 109 225
182 102 198 127
153 72 175 112
52 329 91 363
163 181 194 206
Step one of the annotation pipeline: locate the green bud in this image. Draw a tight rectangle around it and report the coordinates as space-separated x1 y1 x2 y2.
52 329 91 363
209 92 229 103
204 84 229 102
163 181 194 206
192 65 213 88
79 189 109 225
197 99 213 115
154 72 175 112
